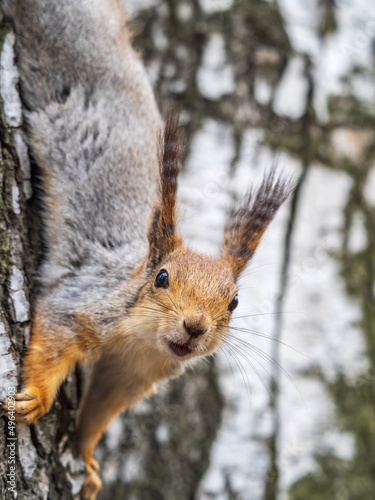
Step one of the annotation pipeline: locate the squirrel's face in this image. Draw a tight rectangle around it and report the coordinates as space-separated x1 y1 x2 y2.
128 246 238 362
122 116 293 366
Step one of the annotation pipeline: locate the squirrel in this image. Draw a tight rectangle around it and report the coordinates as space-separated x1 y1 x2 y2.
1 0 293 498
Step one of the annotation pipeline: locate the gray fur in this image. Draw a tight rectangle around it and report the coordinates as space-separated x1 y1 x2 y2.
2 0 161 330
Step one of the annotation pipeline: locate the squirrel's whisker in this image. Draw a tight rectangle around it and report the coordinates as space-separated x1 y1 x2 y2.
135 305 172 315
237 262 273 278
225 332 304 402
216 327 294 380
219 339 277 408
227 325 310 358
226 334 290 382
162 289 178 312
212 311 230 322
227 342 271 397
230 311 295 320
216 340 252 400
150 298 177 315
130 314 171 322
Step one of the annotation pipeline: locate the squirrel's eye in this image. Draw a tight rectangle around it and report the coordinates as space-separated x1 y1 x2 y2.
155 269 169 289
228 295 238 312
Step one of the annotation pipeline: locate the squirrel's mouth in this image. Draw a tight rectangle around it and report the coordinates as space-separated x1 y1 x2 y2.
167 340 192 357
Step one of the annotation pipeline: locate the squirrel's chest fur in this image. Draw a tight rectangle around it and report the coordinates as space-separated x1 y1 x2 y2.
99 324 185 407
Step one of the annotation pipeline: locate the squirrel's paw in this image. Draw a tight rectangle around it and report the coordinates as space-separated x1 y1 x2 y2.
80 459 102 500
87 457 100 473
3 387 47 424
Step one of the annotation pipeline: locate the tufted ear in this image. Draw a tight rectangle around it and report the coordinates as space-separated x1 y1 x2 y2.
223 169 295 279
147 113 183 267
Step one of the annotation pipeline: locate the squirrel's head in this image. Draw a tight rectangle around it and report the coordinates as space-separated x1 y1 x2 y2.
126 114 294 364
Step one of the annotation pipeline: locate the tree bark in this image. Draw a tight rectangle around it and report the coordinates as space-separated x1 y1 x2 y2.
0 24 88 500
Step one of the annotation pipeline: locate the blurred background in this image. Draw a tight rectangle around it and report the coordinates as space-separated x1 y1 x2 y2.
96 0 375 498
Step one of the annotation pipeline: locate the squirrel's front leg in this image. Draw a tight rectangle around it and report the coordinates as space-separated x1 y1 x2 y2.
4 309 95 424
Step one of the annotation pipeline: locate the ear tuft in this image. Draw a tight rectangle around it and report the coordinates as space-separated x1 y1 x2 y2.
223 168 296 278
147 113 183 267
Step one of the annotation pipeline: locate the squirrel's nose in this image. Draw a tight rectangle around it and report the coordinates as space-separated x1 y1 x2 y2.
183 320 207 338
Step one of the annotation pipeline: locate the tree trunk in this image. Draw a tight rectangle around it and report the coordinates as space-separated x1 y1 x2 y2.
0 23 88 499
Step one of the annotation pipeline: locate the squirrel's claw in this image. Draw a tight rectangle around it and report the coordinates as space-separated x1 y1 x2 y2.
3 387 46 424
87 457 100 473
81 459 102 500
